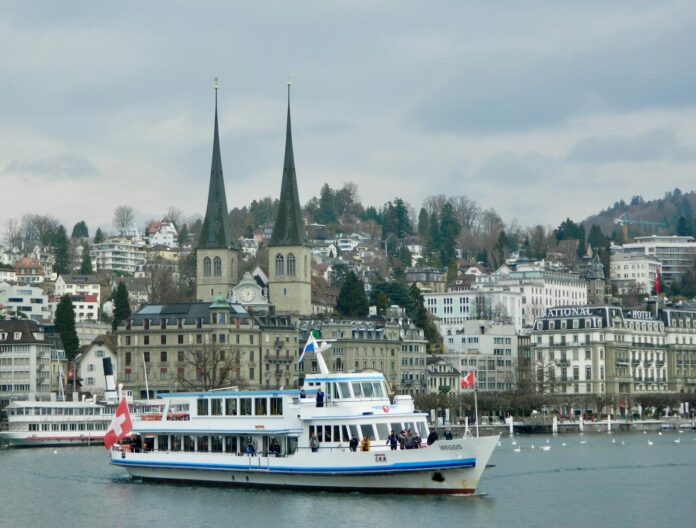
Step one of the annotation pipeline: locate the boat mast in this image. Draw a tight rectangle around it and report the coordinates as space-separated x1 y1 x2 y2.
143 352 150 401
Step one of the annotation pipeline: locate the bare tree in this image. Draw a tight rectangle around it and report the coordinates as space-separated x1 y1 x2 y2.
3 218 22 249
451 195 482 232
164 206 184 228
113 205 135 234
147 264 182 304
20 213 60 245
177 342 246 391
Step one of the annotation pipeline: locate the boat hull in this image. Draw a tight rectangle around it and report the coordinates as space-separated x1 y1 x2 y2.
0 432 105 447
111 436 498 494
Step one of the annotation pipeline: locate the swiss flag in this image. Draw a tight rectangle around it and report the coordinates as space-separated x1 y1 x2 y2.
104 398 133 449
460 371 475 388
654 270 660 295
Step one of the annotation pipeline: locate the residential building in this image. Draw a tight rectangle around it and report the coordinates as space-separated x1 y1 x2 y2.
0 282 50 321
91 238 146 274
148 221 178 248
619 235 696 286
55 274 101 305
49 293 99 323
426 356 460 394
0 320 54 409
404 267 447 294
424 290 523 333
14 256 45 284
74 335 117 397
609 247 662 294
0 268 17 282
661 309 696 393
440 320 518 392
74 321 112 346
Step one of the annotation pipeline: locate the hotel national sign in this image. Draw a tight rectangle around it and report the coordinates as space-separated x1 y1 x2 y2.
543 307 592 318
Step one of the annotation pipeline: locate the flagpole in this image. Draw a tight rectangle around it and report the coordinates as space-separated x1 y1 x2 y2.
474 387 479 438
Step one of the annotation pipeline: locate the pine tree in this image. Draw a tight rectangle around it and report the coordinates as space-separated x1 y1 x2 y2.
417 207 429 239
112 282 132 331
336 272 369 317
79 243 93 274
376 291 388 315
52 225 70 275
94 227 104 244
71 221 89 239
55 295 79 360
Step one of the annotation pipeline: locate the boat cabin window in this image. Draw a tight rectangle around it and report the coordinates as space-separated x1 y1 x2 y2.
183 435 195 451
224 436 237 454
338 382 351 398
197 399 209 416
170 435 181 451
225 398 237 416
362 383 374 397
330 383 340 399
349 424 360 440
376 422 389 439
211 435 224 452
270 397 283 416
417 422 428 438
352 382 363 397
240 398 252 416
390 422 403 434
342 425 350 442
211 398 223 416
360 424 376 441
158 435 169 451
255 398 267 416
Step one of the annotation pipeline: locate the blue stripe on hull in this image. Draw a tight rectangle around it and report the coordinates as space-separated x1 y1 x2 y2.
113 457 476 475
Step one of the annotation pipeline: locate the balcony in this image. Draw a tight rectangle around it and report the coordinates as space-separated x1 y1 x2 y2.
615 358 630 366
556 359 570 366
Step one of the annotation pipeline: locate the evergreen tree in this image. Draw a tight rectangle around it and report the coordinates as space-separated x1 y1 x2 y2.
52 225 70 275
178 223 189 246
55 295 79 360
398 245 412 268
94 227 104 244
576 224 587 258
439 202 461 265
79 243 93 274
71 220 89 239
417 207 429 239
112 282 132 331
408 284 441 349
376 291 388 315
336 272 369 317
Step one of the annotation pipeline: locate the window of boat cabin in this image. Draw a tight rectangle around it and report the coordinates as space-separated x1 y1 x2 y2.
211 398 222 416
170 435 181 451
376 422 389 439
338 382 351 399
211 435 223 452
183 435 195 451
224 436 238 454
360 424 376 440
349 424 360 440
198 435 209 452
324 425 331 441
390 422 403 434
341 425 350 442
225 398 237 415
352 382 363 397
158 435 169 451
255 397 267 415
240 398 252 415
197 399 209 416
270 397 283 415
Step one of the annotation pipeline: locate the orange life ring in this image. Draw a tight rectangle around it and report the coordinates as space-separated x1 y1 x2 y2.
382 405 390 413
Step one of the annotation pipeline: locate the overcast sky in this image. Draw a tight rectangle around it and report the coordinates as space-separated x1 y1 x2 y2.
2 1 696 234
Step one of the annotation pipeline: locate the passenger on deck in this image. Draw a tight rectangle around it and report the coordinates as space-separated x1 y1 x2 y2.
360 435 371 452
398 430 406 450
245 442 256 456
427 429 439 445
310 434 320 452
316 389 324 408
299 389 307 399
413 432 422 449
349 435 359 452
404 430 414 449
387 431 398 450
444 428 453 440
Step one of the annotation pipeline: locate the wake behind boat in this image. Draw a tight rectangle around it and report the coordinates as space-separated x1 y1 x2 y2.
109 337 498 494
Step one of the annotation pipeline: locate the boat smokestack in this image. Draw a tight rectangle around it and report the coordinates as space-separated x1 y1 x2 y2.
103 357 118 402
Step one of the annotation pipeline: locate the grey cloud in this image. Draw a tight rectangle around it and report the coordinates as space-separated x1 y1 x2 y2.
567 128 696 163
3 154 99 180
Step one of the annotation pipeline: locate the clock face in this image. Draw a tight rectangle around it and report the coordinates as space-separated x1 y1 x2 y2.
239 287 254 302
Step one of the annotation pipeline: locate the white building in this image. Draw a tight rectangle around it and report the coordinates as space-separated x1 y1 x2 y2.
0 282 50 321
148 221 178 248
441 320 518 392
75 335 117 397
609 248 662 294
49 294 99 323
91 238 146 274
55 274 101 305
0 320 54 409
619 235 696 286
424 290 524 333
0 269 17 282
475 268 588 328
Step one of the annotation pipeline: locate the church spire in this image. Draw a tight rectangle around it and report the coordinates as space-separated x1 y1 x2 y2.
198 79 236 250
270 79 306 247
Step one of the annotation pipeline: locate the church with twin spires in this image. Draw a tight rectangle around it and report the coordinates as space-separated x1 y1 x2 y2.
195 83 312 317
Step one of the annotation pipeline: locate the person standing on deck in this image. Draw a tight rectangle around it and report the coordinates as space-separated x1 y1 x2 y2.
360 435 371 452
387 431 398 450
349 435 359 452
310 434 320 452
316 388 324 408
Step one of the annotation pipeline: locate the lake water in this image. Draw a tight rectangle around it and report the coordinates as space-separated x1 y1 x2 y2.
1 431 694 528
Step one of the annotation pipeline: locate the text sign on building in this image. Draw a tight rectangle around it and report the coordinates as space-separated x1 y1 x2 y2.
624 310 654 320
543 307 592 318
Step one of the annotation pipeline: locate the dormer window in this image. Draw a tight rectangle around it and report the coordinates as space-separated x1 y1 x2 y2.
0 332 7 341
14 332 22 340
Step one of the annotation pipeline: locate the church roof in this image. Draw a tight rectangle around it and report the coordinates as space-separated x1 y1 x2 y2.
269 84 306 247
197 84 236 251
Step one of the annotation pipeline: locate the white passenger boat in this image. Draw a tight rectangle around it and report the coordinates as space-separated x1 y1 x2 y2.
0 359 162 448
110 343 498 494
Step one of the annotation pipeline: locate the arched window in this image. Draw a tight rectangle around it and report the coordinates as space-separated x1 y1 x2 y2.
335 358 343 372
203 257 211 277
287 253 296 276
275 254 285 276
213 256 222 277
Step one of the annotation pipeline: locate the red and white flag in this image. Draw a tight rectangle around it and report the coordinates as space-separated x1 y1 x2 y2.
654 270 661 295
104 398 132 449
460 371 475 388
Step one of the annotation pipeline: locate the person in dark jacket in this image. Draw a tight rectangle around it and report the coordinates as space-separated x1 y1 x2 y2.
349 435 359 452
316 388 324 407
426 429 439 445
444 428 453 440
386 431 398 450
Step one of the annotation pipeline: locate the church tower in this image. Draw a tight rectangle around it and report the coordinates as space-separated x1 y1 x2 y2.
196 82 240 301
268 83 312 315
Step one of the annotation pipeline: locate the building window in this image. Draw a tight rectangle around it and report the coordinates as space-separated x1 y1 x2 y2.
178 335 184 344
275 254 284 276
125 352 131 366
287 253 296 276
144 352 150 362
143 336 150 346
213 257 222 277
160 335 166 345
161 351 167 363
203 257 212 277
